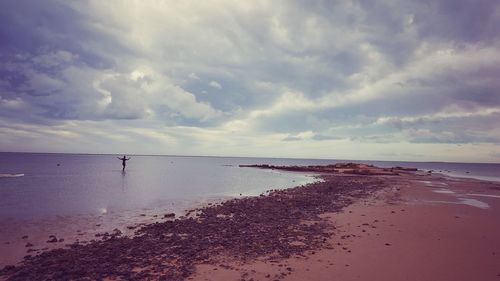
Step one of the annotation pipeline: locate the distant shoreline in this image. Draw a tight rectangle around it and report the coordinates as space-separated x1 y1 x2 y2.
1 151 499 165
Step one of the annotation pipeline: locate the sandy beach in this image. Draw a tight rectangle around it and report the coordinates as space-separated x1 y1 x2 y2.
1 164 500 280
193 172 500 281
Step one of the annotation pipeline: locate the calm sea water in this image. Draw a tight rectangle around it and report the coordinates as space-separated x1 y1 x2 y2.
0 153 317 220
0 152 499 220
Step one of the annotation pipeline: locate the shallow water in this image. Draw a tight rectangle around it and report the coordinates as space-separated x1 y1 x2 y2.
368 160 500 182
432 188 455 194
467 193 500 199
0 153 318 220
412 199 490 209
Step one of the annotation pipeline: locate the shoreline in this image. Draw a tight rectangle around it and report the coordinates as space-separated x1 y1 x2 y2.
1 164 500 280
0 195 234 268
191 170 500 281
1 170 382 280
0 168 317 269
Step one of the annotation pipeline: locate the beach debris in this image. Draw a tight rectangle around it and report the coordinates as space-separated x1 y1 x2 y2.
112 229 122 237
46 236 58 243
164 213 176 218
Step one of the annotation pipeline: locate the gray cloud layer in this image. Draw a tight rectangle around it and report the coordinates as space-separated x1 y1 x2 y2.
1 0 500 162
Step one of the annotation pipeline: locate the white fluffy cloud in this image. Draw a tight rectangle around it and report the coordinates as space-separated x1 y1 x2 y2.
209 81 222 89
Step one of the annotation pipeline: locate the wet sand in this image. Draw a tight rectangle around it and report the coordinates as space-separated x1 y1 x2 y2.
0 197 225 268
192 173 500 281
1 164 500 280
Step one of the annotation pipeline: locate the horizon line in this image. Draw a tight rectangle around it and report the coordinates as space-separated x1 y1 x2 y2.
1 150 499 165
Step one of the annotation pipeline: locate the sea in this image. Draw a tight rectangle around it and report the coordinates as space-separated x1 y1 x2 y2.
1 152 499 221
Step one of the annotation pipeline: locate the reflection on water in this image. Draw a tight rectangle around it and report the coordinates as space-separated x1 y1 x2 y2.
458 198 489 209
413 199 490 209
0 153 316 220
432 188 455 194
467 193 500 199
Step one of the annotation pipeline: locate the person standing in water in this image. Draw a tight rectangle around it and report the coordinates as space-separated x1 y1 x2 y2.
117 155 131 171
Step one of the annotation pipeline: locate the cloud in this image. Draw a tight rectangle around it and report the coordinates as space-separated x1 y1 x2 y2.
209 81 222 89
0 50 221 123
0 96 25 109
0 0 499 162
282 135 302 141
311 134 343 141
188 72 200 80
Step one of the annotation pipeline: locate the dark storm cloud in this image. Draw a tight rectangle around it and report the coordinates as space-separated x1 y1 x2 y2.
416 0 500 43
0 0 119 69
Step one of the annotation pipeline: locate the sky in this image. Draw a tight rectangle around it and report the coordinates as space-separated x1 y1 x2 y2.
1 0 500 163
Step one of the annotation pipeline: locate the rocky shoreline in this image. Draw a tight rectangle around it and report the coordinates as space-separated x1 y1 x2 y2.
0 166 391 280
239 163 418 175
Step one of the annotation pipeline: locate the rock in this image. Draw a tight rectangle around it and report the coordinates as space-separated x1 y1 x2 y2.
47 236 58 243
2 265 15 271
25 242 34 247
164 213 176 218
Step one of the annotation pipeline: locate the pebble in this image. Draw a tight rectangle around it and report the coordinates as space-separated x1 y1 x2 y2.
47 236 58 243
